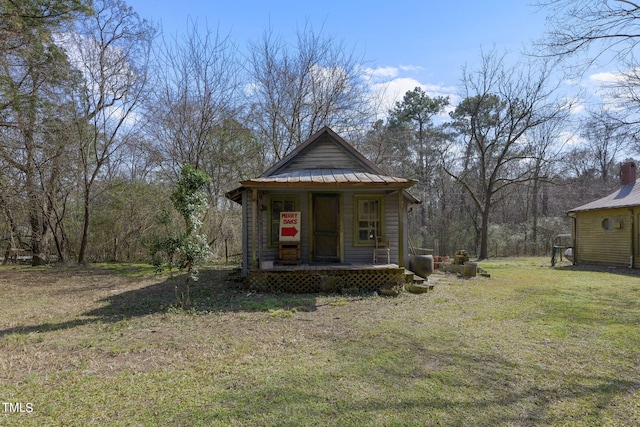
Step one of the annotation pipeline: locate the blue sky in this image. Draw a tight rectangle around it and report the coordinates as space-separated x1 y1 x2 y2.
125 0 601 116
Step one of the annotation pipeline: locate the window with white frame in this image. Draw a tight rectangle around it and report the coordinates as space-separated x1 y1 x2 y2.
355 195 383 245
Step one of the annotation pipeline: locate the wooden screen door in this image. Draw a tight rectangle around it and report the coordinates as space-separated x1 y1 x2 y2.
312 194 340 262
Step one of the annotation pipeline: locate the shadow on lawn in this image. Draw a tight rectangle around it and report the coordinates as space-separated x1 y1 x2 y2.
0 266 319 337
206 327 640 425
327 329 639 425
555 262 640 278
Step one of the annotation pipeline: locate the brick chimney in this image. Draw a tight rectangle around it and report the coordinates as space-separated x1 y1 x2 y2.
621 161 637 186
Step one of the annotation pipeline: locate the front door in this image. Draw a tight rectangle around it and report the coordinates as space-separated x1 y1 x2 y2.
312 194 340 262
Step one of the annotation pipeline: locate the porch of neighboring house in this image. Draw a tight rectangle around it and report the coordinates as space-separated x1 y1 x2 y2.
246 262 429 293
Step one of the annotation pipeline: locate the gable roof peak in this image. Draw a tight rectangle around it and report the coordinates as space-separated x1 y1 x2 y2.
260 126 387 178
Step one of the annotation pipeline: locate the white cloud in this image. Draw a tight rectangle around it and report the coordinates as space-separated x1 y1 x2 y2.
364 66 400 79
398 65 426 73
561 70 629 115
560 130 583 146
562 96 586 115
589 71 624 85
374 77 425 106
365 66 458 121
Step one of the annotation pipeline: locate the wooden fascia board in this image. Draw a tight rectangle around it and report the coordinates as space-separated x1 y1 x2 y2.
567 205 638 215
225 186 245 204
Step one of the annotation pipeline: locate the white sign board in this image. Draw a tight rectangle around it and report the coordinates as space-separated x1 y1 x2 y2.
279 211 300 242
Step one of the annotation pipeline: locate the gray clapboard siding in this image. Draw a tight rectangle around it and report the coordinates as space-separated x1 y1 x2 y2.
231 127 418 275
342 191 400 264
243 189 404 267
277 136 366 173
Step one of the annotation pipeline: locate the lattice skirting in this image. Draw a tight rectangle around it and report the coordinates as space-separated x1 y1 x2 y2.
247 268 408 293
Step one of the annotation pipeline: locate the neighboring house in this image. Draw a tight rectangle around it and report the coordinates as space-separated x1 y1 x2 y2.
226 126 420 281
567 161 640 268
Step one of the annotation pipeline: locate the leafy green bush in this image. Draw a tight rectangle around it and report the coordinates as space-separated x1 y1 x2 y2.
150 164 212 308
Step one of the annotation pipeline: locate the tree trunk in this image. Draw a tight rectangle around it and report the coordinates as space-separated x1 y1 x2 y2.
20 96 43 266
50 226 66 264
29 210 47 266
78 193 90 265
0 194 21 250
26 136 48 266
531 177 540 255
542 181 549 217
479 205 491 260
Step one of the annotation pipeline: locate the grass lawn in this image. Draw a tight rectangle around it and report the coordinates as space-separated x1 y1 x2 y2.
1 258 639 426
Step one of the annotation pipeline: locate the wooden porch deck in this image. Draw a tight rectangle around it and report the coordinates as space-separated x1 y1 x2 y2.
247 263 421 293
263 262 400 271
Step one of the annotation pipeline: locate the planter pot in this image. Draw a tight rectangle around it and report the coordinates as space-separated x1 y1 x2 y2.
409 255 434 278
463 262 477 277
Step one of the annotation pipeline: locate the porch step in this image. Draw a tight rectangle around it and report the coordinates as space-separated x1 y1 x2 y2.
402 270 434 292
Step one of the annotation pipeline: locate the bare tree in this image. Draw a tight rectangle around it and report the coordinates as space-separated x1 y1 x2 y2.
0 166 25 260
148 20 241 176
65 0 155 264
246 26 372 161
537 0 640 65
577 107 632 183
443 50 567 259
357 120 399 171
522 114 570 253
537 0 640 147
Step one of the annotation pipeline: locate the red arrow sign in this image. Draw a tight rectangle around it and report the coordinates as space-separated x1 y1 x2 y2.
281 227 299 238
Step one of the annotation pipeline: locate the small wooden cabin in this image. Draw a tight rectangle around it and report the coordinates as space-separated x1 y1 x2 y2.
226 126 421 290
568 161 640 268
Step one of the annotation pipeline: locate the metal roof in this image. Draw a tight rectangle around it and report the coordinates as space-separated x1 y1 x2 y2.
242 169 413 186
225 126 420 205
568 180 640 213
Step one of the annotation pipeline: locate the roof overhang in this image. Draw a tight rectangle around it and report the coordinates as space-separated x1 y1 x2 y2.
226 169 420 205
243 169 413 186
225 127 421 206
567 181 640 214
568 204 636 215
241 179 416 189
225 186 245 204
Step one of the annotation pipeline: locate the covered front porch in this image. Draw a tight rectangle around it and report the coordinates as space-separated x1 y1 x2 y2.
247 263 428 293
226 127 424 290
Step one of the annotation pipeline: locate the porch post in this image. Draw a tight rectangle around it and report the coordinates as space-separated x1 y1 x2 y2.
251 188 258 269
398 190 405 268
